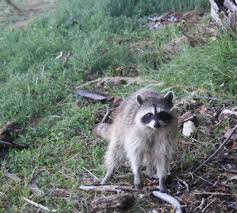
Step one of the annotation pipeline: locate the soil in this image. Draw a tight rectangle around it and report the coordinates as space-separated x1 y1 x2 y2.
1 0 57 27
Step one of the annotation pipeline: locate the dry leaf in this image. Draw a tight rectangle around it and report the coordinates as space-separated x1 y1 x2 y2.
178 112 197 127
74 89 107 101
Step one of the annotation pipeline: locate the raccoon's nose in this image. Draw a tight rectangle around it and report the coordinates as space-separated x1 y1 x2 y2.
154 121 160 128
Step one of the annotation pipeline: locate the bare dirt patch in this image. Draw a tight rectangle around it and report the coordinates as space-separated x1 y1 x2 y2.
0 0 57 27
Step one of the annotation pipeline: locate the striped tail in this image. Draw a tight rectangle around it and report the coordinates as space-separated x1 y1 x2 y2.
93 122 111 141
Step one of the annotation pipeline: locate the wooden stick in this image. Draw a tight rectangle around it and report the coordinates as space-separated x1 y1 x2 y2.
0 140 29 149
91 193 135 212
0 140 13 146
23 197 57 212
101 107 111 123
153 191 182 213
79 185 137 193
177 178 189 192
193 123 237 173
201 198 216 213
78 77 124 88
197 198 206 211
82 167 99 181
193 192 234 196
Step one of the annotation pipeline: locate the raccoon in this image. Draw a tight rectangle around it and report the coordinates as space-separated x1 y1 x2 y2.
94 88 178 192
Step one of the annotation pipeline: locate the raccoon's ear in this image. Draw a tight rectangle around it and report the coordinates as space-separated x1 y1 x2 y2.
164 91 174 103
136 95 144 105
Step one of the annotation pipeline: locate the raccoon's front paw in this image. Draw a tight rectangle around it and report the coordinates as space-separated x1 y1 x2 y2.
159 184 167 193
100 177 109 185
134 182 142 190
134 178 142 190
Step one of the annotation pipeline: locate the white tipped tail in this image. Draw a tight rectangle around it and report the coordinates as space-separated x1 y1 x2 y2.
153 191 182 213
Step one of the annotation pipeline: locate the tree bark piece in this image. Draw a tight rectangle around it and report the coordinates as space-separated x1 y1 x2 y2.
209 0 237 29
91 193 135 213
79 185 137 193
209 0 223 25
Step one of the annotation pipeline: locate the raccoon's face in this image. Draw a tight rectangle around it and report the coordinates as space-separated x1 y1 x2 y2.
135 91 174 129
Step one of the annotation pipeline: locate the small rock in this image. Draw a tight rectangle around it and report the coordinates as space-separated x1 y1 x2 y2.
182 121 196 137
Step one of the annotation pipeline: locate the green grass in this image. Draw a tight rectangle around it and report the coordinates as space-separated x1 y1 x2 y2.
158 33 237 96
0 0 236 211
108 0 209 17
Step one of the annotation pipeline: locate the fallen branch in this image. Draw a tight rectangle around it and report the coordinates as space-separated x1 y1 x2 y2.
153 191 183 213
101 107 112 123
193 192 234 196
23 197 57 212
79 185 137 193
0 140 29 149
196 198 206 211
201 198 217 213
78 76 163 89
193 123 237 173
91 193 135 212
82 167 99 181
78 77 137 88
177 178 189 192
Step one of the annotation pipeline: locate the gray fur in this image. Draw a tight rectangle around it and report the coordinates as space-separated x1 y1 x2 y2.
96 88 178 191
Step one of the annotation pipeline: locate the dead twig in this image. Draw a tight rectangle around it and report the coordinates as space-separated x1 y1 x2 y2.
177 178 189 192
201 198 216 213
101 107 112 123
153 191 183 213
193 192 234 196
196 198 206 211
0 140 29 149
82 167 99 181
193 123 237 172
189 172 215 186
79 185 137 193
63 51 71 64
78 77 135 88
23 197 57 212
78 76 163 89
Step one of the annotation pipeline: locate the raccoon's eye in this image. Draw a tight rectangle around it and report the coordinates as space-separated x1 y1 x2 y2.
158 111 172 122
146 113 153 118
141 113 153 124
